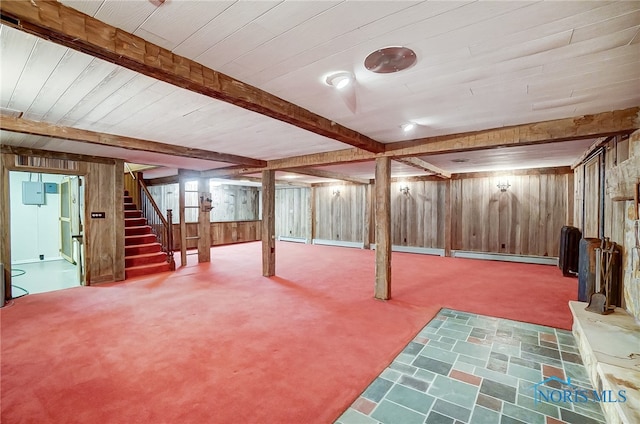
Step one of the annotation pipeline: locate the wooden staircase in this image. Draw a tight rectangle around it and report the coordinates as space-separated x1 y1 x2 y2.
124 191 173 279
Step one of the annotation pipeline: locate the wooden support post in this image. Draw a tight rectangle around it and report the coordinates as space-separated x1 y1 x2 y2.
262 170 276 276
1 153 12 302
444 179 453 257
307 186 316 244
375 157 391 300
197 177 211 263
179 177 187 267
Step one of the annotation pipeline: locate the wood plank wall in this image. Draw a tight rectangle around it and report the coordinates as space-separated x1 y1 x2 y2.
602 140 626 247
391 181 446 248
275 187 309 239
123 172 140 209
147 183 259 223
314 185 366 242
452 174 568 256
582 155 601 238
573 165 584 231
274 171 570 257
85 160 125 283
211 185 259 222
172 221 261 249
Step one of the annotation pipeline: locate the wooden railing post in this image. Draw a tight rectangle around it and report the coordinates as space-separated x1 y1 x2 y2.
166 209 175 269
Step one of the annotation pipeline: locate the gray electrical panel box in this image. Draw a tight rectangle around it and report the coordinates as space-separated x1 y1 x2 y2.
22 181 45 205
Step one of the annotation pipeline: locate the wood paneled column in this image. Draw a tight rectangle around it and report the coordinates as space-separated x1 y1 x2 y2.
444 179 453 257
307 186 316 244
197 177 211 263
375 157 391 300
262 170 276 276
178 177 187 267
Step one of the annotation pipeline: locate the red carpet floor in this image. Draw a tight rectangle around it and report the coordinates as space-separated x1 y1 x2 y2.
0 242 577 423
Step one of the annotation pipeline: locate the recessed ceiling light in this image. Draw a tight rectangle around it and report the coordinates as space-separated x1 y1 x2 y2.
325 71 354 89
282 175 300 179
401 122 416 133
451 158 470 163
365 46 417 74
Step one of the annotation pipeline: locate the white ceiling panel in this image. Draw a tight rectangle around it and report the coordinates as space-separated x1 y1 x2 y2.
92 0 157 33
0 25 37 106
231 1 419 75
19 50 95 121
4 38 68 113
421 138 599 174
134 1 235 51
173 1 280 60
61 1 104 17
75 73 159 126
3 1 639 177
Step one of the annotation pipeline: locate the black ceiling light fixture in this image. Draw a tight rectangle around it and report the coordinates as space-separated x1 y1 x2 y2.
364 46 417 74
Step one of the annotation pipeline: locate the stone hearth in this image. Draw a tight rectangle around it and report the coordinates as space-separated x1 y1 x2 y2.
570 301 640 424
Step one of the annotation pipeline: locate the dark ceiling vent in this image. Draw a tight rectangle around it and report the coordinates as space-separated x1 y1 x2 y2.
364 46 417 74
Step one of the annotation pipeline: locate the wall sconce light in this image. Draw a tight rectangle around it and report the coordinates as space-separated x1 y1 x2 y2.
496 179 511 192
399 184 410 195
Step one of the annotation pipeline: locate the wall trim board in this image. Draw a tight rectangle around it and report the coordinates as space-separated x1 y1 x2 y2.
278 236 307 243
312 239 365 249
370 244 445 256
451 250 558 266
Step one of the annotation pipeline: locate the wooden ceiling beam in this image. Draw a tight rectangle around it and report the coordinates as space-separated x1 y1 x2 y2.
386 108 639 155
393 157 451 179
0 0 384 154
282 168 370 185
0 117 266 166
200 107 640 177
1 144 117 165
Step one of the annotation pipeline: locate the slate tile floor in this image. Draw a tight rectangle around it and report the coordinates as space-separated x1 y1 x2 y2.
335 309 606 424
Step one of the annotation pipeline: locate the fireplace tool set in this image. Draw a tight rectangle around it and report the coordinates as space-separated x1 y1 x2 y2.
586 238 618 315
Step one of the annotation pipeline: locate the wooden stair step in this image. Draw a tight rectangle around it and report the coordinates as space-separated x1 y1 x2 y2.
125 225 153 236
125 210 142 218
125 251 168 268
125 242 163 256
124 202 138 210
125 262 172 279
125 217 147 227
124 195 133 204
125 233 157 245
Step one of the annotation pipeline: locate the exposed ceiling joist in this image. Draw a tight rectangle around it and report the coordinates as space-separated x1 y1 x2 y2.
203 108 640 177
282 168 370 185
393 158 451 179
0 0 385 154
0 117 266 167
